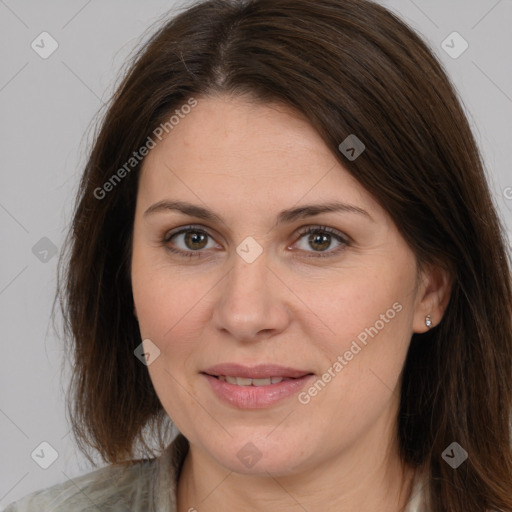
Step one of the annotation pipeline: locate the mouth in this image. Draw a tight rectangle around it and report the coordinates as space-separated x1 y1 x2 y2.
202 363 313 381
206 375 304 386
200 363 315 408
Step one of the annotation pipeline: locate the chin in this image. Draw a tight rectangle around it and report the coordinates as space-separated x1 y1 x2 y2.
203 431 312 476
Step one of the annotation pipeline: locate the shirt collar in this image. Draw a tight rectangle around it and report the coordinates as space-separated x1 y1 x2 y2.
154 433 190 512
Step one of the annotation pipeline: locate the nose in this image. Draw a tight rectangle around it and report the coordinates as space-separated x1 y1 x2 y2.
211 250 291 343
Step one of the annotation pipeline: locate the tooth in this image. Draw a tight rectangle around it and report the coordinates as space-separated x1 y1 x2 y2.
235 377 253 386
252 378 272 386
220 376 286 386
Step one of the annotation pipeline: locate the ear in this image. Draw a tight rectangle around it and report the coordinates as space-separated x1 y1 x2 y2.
412 262 453 333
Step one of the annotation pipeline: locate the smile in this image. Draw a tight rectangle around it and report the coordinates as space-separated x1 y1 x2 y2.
215 376 290 386
202 372 314 409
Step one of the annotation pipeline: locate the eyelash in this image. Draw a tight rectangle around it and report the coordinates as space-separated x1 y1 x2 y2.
162 224 350 259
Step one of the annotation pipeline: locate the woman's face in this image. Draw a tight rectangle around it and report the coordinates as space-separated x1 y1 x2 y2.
131 94 436 476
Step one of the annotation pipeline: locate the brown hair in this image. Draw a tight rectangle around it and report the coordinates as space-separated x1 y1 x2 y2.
57 0 512 510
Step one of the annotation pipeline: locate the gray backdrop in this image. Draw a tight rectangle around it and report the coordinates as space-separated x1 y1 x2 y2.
1 0 511 507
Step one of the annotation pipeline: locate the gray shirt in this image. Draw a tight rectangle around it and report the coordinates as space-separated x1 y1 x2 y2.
2 434 425 511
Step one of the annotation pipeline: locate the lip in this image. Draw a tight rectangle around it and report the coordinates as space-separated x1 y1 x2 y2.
202 363 311 379
201 363 315 409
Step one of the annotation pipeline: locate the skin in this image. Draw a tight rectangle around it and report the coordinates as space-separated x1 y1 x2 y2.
131 94 451 512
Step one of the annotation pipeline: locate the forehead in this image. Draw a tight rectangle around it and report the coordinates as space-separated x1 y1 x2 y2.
137 94 379 219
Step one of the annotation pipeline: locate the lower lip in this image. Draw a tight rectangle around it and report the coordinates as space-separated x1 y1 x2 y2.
202 374 315 409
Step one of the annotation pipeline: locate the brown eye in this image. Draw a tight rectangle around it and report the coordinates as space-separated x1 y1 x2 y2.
306 232 331 252
293 226 349 257
182 231 208 250
163 226 217 258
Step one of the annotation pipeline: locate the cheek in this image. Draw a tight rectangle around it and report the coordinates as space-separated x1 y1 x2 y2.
131 259 211 430
309 267 411 345
132 240 191 330
131 253 216 366
304 262 416 402
300 276 414 432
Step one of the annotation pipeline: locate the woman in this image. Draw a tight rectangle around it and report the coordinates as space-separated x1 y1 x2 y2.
4 0 511 510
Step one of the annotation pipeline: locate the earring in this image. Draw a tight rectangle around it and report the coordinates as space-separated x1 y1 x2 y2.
425 314 433 329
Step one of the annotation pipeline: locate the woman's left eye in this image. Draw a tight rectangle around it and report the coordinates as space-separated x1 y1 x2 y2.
293 226 349 257
162 225 349 259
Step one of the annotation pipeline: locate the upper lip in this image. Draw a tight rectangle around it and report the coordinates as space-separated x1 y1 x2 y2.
202 363 313 379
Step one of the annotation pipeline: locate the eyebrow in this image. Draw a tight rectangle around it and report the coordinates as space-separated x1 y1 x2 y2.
143 200 373 225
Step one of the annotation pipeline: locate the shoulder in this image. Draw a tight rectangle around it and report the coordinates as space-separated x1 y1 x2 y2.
2 457 157 512
2 433 189 512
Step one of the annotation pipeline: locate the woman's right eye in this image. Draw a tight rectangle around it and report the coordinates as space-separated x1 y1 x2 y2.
163 226 217 258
